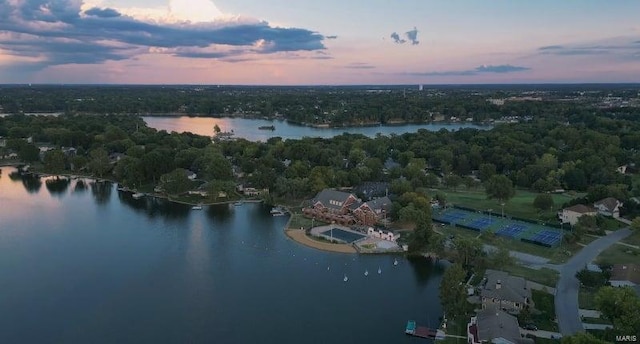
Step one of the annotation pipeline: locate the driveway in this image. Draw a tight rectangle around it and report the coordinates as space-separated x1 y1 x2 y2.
555 228 632 335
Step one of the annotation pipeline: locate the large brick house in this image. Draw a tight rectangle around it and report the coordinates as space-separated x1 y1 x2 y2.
480 270 532 314
303 189 391 226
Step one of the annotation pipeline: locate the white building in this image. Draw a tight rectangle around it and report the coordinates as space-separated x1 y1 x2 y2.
559 204 596 226
593 197 623 218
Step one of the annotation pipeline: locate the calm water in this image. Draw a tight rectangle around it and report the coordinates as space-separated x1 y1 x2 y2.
0 167 444 344
143 116 490 141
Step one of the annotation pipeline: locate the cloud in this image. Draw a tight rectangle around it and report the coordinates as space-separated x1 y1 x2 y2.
344 62 375 69
390 27 419 45
405 27 419 45
84 7 121 18
474 64 530 73
390 32 405 44
0 0 327 70
537 39 640 56
404 64 530 77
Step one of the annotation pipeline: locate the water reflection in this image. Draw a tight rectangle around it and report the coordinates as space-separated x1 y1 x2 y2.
407 255 445 286
90 181 112 205
74 179 87 193
117 192 190 221
205 203 233 224
7 171 44 194
45 177 71 197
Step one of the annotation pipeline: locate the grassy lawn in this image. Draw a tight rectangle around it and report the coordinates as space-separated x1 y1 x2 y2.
437 188 577 222
582 317 612 325
287 213 328 230
503 265 559 287
530 289 558 332
622 229 640 247
439 318 468 344
578 288 598 309
595 244 640 265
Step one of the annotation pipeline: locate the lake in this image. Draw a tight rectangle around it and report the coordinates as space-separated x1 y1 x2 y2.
0 166 445 344
142 116 490 141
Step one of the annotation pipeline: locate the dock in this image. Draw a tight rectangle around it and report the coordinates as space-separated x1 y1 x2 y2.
405 321 446 340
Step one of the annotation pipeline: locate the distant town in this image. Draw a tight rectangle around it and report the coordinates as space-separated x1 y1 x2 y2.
1 84 639 344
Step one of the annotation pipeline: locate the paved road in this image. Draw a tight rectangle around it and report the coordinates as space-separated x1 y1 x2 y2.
555 228 631 335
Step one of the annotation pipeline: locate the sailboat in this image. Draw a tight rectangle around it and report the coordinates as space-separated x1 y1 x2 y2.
343 274 348 282
327 266 330 271
364 270 369 276
393 259 398 266
378 267 382 274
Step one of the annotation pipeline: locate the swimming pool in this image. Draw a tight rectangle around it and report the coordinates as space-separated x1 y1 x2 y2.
320 228 366 243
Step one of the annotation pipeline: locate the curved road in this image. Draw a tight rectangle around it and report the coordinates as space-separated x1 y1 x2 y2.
555 228 631 335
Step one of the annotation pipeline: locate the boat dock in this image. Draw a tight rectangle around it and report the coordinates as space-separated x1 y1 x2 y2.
405 321 445 340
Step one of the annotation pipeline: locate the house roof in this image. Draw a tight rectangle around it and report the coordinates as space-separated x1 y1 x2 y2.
363 196 392 213
564 204 595 214
594 197 620 212
476 307 523 344
313 189 356 210
610 264 640 285
481 270 531 304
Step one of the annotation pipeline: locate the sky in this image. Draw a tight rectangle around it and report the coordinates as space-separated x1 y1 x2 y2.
0 0 639 84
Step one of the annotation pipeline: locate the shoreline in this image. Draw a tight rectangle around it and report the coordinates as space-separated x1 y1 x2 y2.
284 228 357 254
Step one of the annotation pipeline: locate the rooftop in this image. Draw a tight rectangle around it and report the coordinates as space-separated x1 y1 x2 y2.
564 204 595 214
610 264 640 284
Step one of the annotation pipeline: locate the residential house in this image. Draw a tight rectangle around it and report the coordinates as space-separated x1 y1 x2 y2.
353 196 392 226
467 307 533 344
0 136 6 147
353 182 390 201
609 264 640 287
185 169 197 181
480 270 532 314
243 187 268 197
303 189 360 226
559 204 596 226
109 153 126 164
593 197 623 219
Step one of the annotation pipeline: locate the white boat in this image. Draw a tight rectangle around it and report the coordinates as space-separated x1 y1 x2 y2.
132 192 145 199
343 274 348 282
234 201 243 206
378 267 382 274
271 208 286 216
393 259 398 266
364 270 369 276
192 205 203 210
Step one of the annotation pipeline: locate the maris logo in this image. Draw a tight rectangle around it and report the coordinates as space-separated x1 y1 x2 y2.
616 335 638 342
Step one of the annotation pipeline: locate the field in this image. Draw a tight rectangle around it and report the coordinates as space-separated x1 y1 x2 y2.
595 244 640 265
502 265 559 287
437 188 578 222
622 230 640 246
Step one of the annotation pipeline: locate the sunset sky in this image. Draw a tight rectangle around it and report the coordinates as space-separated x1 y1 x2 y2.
1 0 639 84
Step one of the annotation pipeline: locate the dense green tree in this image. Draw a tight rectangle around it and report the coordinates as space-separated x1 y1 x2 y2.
87 148 111 177
484 174 515 202
488 244 513 269
533 193 554 211
453 237 484 268
160 168 192 195
439 263 468 319
575 268 609 290
595 286 640 337
630 217 640 231
43 150 66 172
